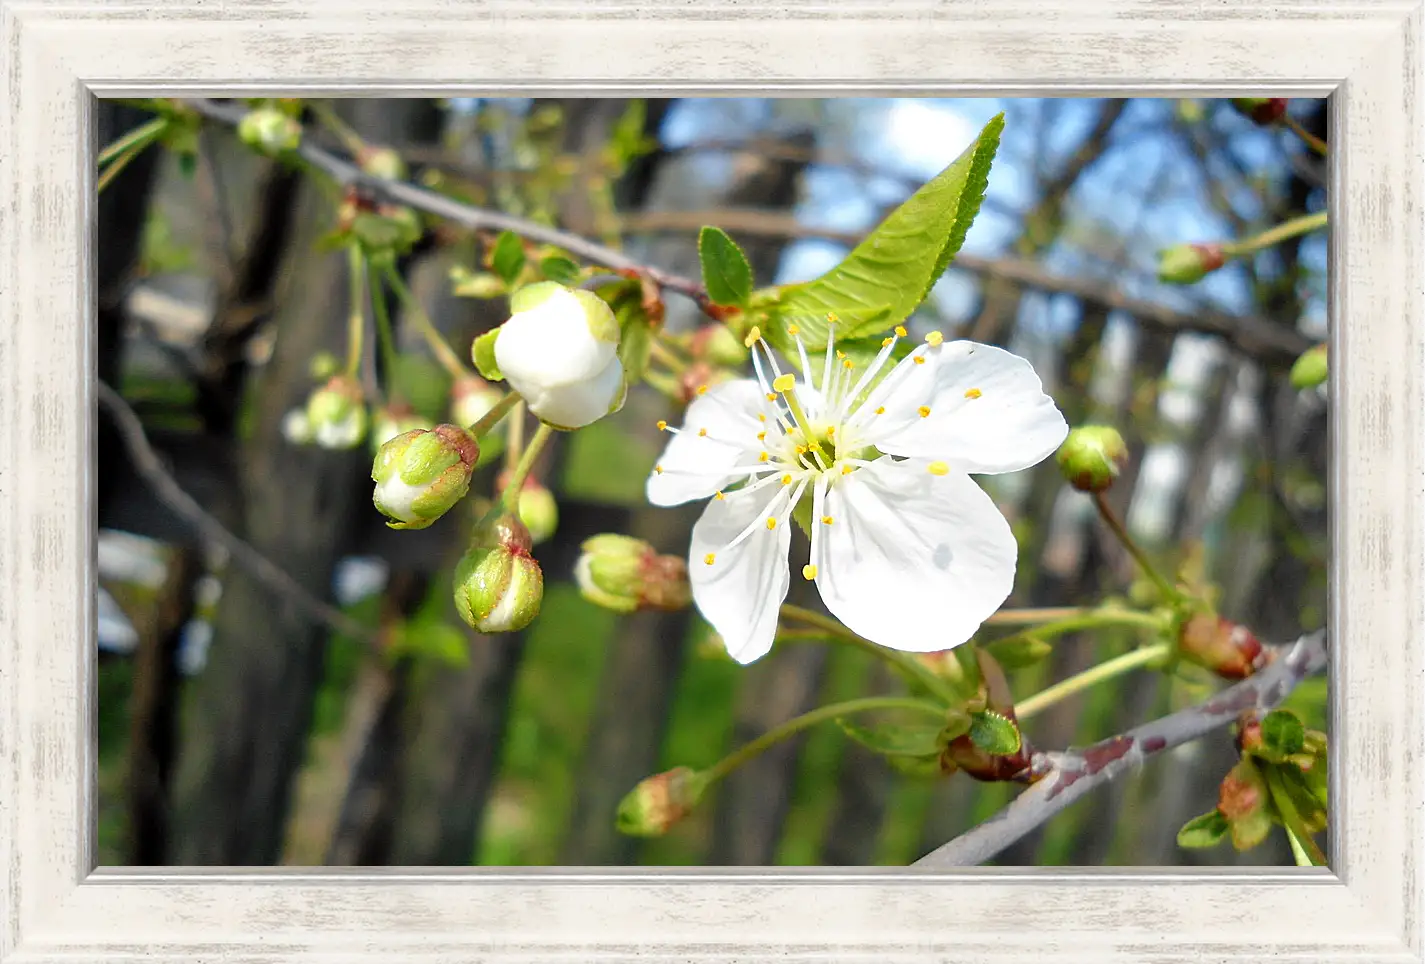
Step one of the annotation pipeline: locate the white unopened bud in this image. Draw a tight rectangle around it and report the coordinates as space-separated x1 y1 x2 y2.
492 282 625 430
282 408 316 445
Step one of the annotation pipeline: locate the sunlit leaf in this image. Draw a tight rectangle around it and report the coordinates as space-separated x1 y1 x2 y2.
699 226 753 307
756 112 1005 350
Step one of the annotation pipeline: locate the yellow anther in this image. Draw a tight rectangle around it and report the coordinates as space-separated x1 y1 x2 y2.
766 392 777 401
704 553 716 565
757 430 767 441
765 517 777 530
843 359 854 369
841 464 853 475
743 326 762 348
836 350 846 360
827 312 840 324
913 356 926 365
714 491 726 501
772 373 796 393
656 420 668 431
964 387 982 399
821 515 834 525
918 405 931 418
758 451 770 462
925 331 944 347
795 445 808 455
758 413 767 422
781 473 793 485
928 461 950 476
826 426 836 437
655 465 664 474
697 384 709 395
894 325 908 337
882 336 894 347
802 564 818 580
698 427 708 437
875 406 886 414
788 324 800 335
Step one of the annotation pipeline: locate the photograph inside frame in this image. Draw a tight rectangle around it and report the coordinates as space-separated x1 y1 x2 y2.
92 95 1330 869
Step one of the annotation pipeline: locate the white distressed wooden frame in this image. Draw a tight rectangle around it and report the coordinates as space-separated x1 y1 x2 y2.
1 1 1421 961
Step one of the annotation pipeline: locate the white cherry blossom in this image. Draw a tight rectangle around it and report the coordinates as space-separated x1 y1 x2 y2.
646 323 1067 664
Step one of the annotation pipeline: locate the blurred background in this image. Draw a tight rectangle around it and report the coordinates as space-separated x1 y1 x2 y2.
94 95 1329 868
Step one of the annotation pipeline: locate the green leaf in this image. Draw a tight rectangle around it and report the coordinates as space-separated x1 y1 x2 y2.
984 635 1054 670
491 230 527 285
1259 709 1307 759
1272 764 1328 834
885 754 945 778
698 226 753 307
1228 805 1275 851
757 112 1004 350
837 718 944 758
472 329 503 381
967 710 1021 756
1176 810 1230 849
539 254 582 285
618 317 652 384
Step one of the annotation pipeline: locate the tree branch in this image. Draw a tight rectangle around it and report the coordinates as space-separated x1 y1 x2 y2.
180 99 1308 365
96 379 378 647
618 208 1312 366
183 99 707 306
913 629 1328 868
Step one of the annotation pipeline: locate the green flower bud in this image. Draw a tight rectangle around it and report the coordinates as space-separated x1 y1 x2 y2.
574 534 692 614
1055 425 1128 493
452 516 544 634
1289 343 1328 390
1178 613 1263 680
307 350 341 381
516 482 559 546
371 424 479 530
370 403 433 453
615 767 708 837
305 375 368 450
1157 242 1226 285
690 324 749 367
358 145 408 182
1231 98 1289 126
237 106 302 155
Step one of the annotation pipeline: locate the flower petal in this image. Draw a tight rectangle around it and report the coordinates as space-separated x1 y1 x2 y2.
814 457 1017 652
495 286 617 388
524 355 624 429
855 341 1067 475
688 484 793 664
646 379 771 507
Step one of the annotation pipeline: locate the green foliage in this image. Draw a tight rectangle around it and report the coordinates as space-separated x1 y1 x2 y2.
471 328 503 381
1176 810 1230 849
491 231 527 285
698 226 754 307
1259 709 1306 759
837 718 943 758
539 254 582 285
751 112 1005 353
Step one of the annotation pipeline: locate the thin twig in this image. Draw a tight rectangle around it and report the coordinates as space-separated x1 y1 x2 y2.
97 379 378 646
618 208 1312 366
914 629 1328 867
182 99 707 307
